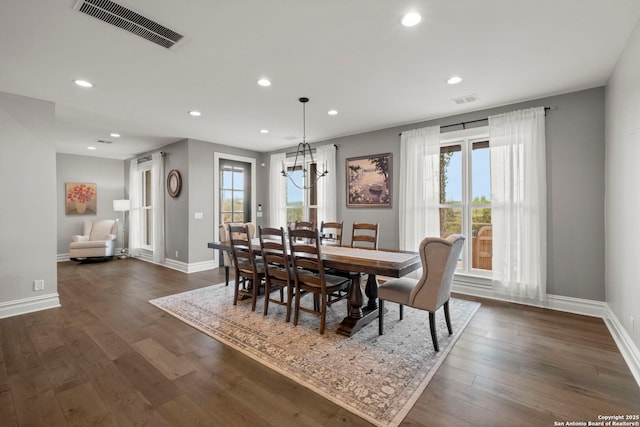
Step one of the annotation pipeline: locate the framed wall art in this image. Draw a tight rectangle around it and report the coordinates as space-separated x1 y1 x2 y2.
346 153 392 208
65 182 97 215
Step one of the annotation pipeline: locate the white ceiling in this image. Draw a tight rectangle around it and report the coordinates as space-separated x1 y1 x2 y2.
1 0 639 160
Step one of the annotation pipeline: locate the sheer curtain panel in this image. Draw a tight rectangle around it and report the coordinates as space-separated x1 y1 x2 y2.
269 152 287 227
128 160 141 257
489 107 547 301
314 144 337 225
399 125 441 251
151 152 165 264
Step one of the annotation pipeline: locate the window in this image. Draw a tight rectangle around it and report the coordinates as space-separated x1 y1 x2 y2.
285 162 318 227
440 129 492 273
220 161 250 223
140 162 153 250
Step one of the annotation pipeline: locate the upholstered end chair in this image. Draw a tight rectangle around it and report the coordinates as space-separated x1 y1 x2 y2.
69 219 118 261
378 234 465 351
218 222 256 286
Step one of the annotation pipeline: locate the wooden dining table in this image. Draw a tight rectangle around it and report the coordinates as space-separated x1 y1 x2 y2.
207 239 421 336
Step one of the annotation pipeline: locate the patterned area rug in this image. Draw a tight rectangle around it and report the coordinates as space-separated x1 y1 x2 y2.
150 283 480 427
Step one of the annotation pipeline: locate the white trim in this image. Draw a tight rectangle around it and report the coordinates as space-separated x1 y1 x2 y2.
132 255 217 274
603 304 640 389
452 281 607 318
0 293 61 319
213 152 257 266
163 258 217 274
57 253 70 262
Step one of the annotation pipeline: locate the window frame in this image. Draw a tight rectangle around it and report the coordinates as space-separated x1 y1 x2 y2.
138 160 153 251
285 158 318 227
440 126 491 276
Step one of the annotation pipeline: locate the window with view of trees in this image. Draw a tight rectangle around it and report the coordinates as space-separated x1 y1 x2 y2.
220 160 251 224
440 134 492 272
286 163 318 227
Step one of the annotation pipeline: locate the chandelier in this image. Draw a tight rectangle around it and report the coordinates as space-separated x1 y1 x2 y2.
281 97 328 190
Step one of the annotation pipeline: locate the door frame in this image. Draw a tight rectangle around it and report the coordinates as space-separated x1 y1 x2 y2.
213 152 257 254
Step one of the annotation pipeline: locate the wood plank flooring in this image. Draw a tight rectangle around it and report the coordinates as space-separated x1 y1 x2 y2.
1 258 638 426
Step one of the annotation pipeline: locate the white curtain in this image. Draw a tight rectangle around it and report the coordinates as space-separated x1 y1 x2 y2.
489 107 546 301
399 125 441 251
314 144 337 224
128 160 141 257
151 152 165 264
269 152 287 227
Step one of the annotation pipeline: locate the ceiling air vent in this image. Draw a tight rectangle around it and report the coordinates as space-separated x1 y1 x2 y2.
452 94 478 105
73 0 183 49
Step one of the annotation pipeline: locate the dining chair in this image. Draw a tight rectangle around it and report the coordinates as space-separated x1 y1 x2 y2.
229 225 265 311
320 221 343 246
218 222 256 286
378 234 465 352
350 222 379 249
258 226 295 321
288 227 351 334
294 220 315 230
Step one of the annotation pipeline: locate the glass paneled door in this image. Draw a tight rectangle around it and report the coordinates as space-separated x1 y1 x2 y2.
219 159 252 224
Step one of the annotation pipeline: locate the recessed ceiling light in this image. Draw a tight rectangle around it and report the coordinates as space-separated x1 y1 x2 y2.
260 129 269 134
257 78 271 87
74 79 93 88
188 110 202 117
87 146 97 150
110 133 121 138
328 109 338 116
401 12 422 27
447 76 463 85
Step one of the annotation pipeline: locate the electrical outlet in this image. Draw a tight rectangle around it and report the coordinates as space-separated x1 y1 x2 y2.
175 250 179 258
34 280 44 291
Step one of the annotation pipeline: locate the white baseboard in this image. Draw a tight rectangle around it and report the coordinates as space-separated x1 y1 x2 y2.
603 304 640 389
452 281 608 318
57 253 70 262
0 293 61 319
134 256 217 274
452 280 639 388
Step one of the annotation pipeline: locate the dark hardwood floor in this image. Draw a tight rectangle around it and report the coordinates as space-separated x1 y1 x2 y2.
1 258 638 426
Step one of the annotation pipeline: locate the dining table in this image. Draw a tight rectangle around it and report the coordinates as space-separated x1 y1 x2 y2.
207 239 421 336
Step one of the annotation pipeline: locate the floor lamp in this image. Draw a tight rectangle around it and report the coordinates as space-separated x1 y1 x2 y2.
113 199 130 258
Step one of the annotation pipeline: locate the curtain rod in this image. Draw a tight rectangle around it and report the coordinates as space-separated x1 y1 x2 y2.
136 151 166 163
398 106 556 136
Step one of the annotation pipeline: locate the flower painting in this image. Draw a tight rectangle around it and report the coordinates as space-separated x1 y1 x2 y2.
346 153 392 208
65 182 97 215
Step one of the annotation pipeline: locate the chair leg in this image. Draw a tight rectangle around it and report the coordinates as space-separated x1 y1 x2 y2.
378 299 384 335
293 285 301 326
233 276 239 305
285 285 292 323
251 278 259 311
263 281 270 316
319 292 327 335
444 300 453 335
224 266 229 286
429 312 439 352
399 304 403 320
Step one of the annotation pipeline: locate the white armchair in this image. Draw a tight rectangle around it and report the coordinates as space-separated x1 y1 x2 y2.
69 219 118 261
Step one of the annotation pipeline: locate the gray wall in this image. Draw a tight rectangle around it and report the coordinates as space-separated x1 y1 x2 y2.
56 153 125 255
265 87 606 301
134 138 265 265
0 92 57 305
605 18 640 347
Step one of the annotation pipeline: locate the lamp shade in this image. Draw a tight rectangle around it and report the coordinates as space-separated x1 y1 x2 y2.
113 199 130 212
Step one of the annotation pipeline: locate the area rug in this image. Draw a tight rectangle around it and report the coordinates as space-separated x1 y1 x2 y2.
149 283 480 427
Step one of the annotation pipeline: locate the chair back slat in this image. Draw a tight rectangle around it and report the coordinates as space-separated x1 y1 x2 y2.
350 222 379 249
320 221 343 246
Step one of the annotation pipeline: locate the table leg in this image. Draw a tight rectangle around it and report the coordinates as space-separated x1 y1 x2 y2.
337 273 379 336
365 274 378 310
